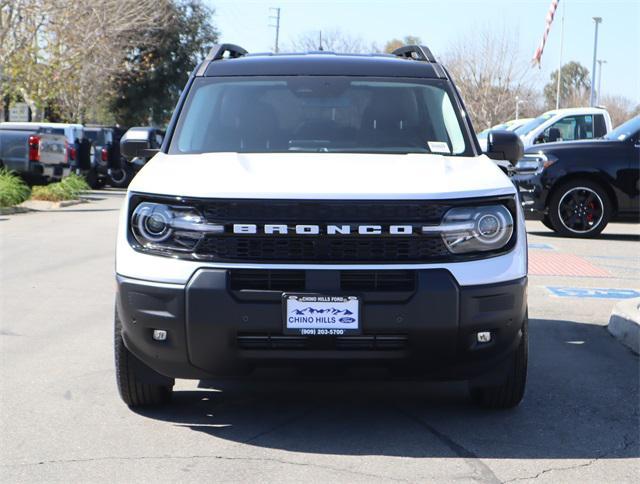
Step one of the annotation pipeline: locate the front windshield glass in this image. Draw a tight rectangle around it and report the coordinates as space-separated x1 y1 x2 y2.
605 116 640 141
170 77 471 155
514 113 554 135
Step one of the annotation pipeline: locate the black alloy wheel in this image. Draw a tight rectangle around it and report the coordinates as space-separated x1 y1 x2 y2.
548 179 611 237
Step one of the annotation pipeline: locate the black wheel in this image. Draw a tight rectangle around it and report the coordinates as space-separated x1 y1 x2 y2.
547 180 611 237
85 169 106 189
470 314 528 409
108 165 133 188
115 307 173 407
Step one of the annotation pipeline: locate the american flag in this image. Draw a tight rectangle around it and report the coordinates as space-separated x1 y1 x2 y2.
532 0 560 66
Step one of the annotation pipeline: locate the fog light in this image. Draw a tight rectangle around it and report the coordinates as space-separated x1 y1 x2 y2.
477 331 491 343
152 329 167 341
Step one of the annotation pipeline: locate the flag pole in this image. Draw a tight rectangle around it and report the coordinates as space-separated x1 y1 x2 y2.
555 0 565 109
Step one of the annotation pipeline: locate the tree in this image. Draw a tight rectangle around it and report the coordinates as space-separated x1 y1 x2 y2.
1 0 170 122
599 95 640 128
543 61 590 109
287 29 374 54
110 0 218 126
443 28 536 130
383 36 422 54
0 0 59 120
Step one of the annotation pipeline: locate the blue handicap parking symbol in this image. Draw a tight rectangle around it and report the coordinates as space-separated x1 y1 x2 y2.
547 287 640 299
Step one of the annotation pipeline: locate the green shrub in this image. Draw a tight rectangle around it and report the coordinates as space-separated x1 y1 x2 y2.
60 173 91 194
31 174 90 202
0 168 31 208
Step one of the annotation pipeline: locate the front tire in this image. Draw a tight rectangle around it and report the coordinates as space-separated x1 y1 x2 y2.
470 315 528 409
541 215 554 231
547 179 611 237
85 169 105 189
114 308 173 407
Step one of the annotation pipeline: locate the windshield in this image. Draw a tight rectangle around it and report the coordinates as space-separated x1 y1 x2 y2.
605 116 640 141
170 77 471 155
514 113 554 136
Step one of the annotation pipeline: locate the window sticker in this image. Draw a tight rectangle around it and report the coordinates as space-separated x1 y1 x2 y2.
428 141 451 153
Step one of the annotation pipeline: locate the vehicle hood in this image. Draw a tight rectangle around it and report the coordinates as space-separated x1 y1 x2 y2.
525 138 618 155
129 152 516 200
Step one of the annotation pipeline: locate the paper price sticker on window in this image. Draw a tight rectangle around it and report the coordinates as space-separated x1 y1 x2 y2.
428 141 451 154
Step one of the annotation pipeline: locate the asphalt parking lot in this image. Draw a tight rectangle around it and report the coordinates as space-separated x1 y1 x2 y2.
1 191 638 483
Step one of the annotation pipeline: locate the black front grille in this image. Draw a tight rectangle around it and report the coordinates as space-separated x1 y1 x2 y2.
236 334 408 350
197 199 452 262
197 235 448 263
228 269 416 292
341 270 415 291
202 200 449 223
229 269 305 291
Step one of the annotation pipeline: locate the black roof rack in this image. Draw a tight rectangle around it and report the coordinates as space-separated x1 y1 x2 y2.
196 43 248 76
392 45 437 63
195 42 449 79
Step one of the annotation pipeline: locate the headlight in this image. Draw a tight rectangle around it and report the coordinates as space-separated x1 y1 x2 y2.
131 202 223 253
430 204 514 254
515 153 555 174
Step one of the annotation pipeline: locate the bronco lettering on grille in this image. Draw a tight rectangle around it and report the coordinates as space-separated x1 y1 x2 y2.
232 224 416 235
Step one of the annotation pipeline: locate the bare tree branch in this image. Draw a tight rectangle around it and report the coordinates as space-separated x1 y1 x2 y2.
286 29 375 54
443 27 542 130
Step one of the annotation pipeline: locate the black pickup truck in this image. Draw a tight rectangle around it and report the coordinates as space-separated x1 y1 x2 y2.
514 115 640 237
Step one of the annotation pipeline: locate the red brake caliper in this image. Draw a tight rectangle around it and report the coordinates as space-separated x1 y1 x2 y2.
587 201 595 222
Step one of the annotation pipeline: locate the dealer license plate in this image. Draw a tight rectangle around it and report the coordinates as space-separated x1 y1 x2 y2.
283 294 360 335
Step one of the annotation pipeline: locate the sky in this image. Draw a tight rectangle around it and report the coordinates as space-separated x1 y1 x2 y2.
205 0 640 105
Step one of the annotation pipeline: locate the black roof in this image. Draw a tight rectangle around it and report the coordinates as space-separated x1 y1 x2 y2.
201 49 447 79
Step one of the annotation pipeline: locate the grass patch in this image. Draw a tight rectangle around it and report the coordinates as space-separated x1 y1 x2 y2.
31 174 90 202
0 168 31 208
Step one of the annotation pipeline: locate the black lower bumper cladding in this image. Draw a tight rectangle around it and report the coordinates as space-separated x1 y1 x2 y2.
116 269 527 380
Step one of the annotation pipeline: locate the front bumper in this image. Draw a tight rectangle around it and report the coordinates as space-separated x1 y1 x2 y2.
116 269 527 381
513 172 548 220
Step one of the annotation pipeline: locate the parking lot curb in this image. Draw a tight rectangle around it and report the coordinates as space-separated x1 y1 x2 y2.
0 206 31 215
20 198 86 211
1 199 88 215
608 298 640 355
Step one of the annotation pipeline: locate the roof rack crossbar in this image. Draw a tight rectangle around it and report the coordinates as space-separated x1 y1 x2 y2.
392 45 436 63
196 43 248 76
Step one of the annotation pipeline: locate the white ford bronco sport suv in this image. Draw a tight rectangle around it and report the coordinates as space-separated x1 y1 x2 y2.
115 44 527 409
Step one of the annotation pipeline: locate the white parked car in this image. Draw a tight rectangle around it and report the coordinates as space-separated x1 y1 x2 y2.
514 107 612 149
477 118 533 152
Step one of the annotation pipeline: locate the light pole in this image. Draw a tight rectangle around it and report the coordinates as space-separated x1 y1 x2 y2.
589 17 602 107
269 7 281 53
515 97 526 120
596 59 607 105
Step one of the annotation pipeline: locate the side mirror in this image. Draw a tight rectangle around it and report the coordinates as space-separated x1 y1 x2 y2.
547 127 561 142
485 130 524 165
120 127 161 161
